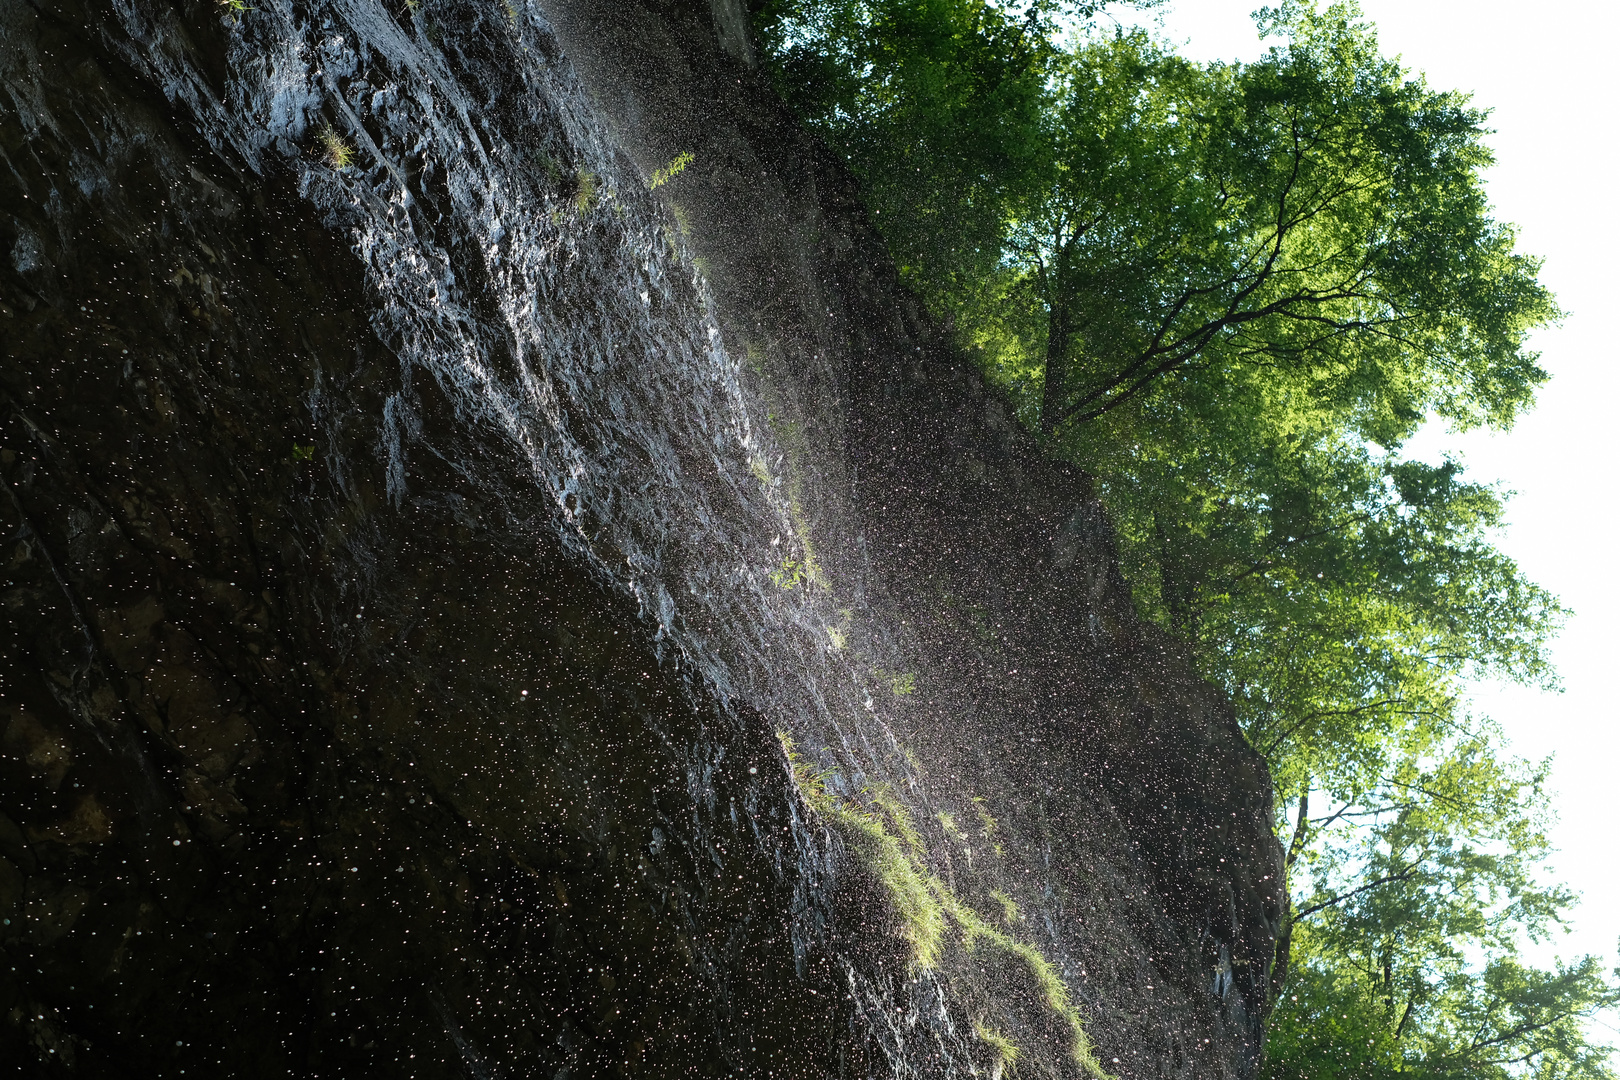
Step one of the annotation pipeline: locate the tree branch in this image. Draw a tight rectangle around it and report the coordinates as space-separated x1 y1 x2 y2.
1295 866 1423 921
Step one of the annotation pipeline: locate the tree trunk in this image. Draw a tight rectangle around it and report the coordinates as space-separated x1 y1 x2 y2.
1267 787 1312 1008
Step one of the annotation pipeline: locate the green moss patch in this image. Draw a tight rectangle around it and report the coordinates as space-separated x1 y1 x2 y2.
778 733 1108 1079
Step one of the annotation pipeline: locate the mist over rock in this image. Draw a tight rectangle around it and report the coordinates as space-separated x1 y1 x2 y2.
0 0 1281 1076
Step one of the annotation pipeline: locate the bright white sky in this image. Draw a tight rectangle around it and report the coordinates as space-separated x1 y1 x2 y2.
1112 0 1620 1043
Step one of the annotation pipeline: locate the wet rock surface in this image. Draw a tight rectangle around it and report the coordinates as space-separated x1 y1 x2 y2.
1 0 1280 1077
546 2 1285 1074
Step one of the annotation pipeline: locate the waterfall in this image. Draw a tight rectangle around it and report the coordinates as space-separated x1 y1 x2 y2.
0 0 1282 1075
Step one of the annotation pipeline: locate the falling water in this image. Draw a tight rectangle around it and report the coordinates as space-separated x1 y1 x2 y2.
0 0 1282 1074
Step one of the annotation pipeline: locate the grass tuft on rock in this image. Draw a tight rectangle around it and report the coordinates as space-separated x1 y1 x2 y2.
317 125 354 169
975 1022 1021 1078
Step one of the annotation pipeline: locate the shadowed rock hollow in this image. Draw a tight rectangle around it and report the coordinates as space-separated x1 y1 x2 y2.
0 0 1282 1076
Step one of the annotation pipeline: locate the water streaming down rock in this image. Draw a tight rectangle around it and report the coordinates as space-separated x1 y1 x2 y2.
0 0 1283 1077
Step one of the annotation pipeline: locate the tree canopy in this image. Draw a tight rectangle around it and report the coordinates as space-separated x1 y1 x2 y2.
1262 732 1618 1079
756 1 1618 1075
1023 11 1552 435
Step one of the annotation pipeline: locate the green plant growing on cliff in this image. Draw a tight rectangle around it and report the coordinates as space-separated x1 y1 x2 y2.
972 796 997 836
573 167 598 215
974 796 1005 858
534 149 563 187
650 150 694 190
943 888 1097 1076
779 733 947 964
776 732 1107 1078
975 1022 1020 1077
316 125 354 169
872 667 916 696
769 556 807 589
768 528 823 590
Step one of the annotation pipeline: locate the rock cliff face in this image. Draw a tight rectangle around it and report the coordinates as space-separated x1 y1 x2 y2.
0 0 1282 1077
